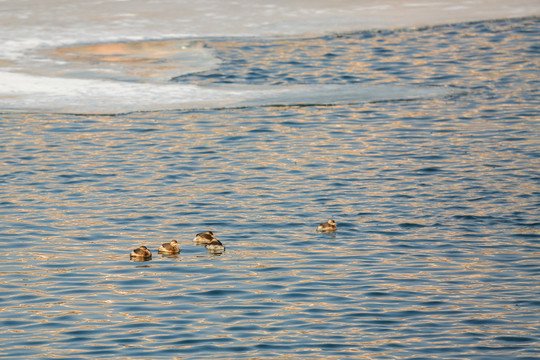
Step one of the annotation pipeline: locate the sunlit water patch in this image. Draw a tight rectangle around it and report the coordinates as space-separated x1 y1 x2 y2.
0 17 539 360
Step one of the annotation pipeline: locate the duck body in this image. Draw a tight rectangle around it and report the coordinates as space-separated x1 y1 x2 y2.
193 231 216 244
130 246 152 260
316 219 337 232
158 240 180 254
206 238 225 253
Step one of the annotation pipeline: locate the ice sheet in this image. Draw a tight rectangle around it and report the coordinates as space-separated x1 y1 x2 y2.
0 0 537 113
0 71 456 114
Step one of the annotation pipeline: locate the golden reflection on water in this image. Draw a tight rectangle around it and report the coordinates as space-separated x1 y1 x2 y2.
1 18 539 358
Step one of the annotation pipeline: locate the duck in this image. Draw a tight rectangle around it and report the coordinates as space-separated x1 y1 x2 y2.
130 246 152 260
206 238 225 253
316 219 337 232
158 240 180 254
193 231 216 244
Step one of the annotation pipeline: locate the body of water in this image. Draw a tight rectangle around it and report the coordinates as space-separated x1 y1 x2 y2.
0 1 539 359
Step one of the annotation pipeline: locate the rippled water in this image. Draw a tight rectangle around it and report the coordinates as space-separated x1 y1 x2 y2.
1 18 539 359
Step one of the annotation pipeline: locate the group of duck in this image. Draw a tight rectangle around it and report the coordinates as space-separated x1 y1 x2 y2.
129 219 337 261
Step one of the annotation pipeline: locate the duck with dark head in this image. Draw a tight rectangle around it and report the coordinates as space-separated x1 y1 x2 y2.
130 246 152 261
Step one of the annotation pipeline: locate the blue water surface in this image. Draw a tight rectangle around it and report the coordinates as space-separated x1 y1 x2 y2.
0 17 539 359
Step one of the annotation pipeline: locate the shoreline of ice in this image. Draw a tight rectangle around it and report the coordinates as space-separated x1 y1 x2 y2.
0 71 460 114
0 0 537 114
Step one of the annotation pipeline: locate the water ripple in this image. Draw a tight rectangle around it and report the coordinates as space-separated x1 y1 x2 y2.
0 17 539 360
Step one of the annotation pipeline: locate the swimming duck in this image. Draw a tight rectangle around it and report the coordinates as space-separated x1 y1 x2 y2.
158 240 180 254
316 219 337 232
206 238 225 253
130 245 152 260
193 231 216 244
